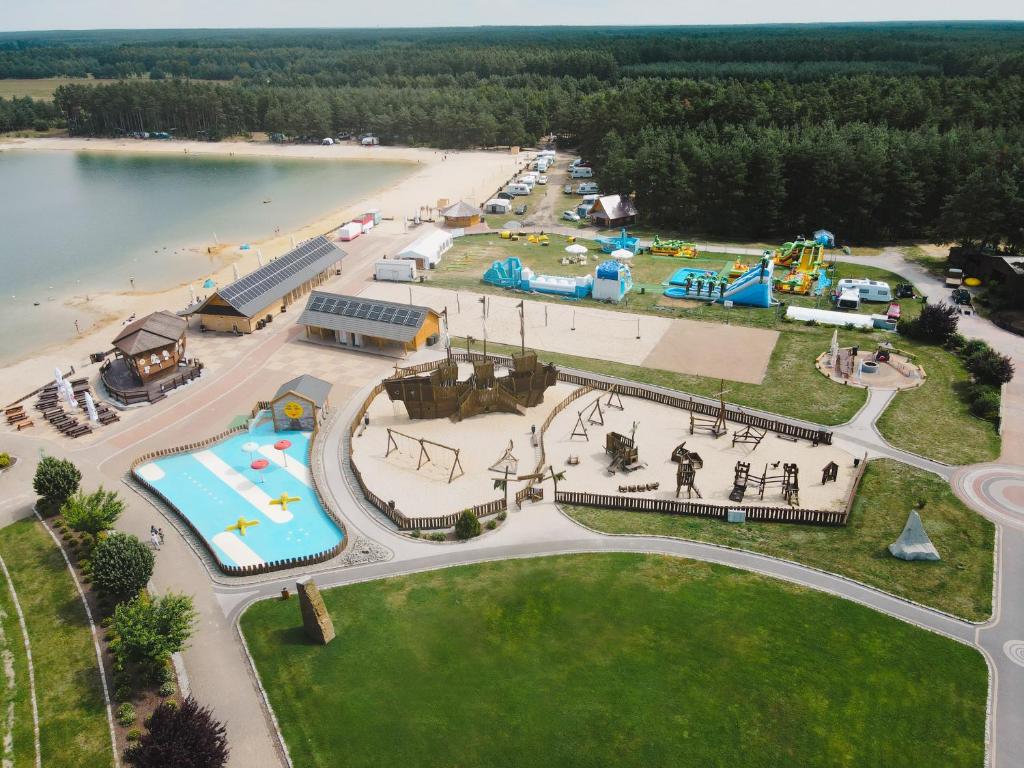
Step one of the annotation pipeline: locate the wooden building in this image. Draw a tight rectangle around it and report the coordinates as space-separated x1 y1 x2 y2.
441 200 482 228
271 375 332 432
298 291 441 356
588 194 638 228
193 236 346 333
111 311 188 383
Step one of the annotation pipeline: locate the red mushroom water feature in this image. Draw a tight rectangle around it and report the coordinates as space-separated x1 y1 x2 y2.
251 458 269 484
274 439 292 468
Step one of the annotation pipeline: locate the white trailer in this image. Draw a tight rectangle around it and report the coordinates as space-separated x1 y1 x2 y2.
835 278 893 302
375 259 418 282
337 222 362 242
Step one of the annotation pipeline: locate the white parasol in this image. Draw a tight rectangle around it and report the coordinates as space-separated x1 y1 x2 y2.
83 392 99 423
610 248 634 260
565 243 588 255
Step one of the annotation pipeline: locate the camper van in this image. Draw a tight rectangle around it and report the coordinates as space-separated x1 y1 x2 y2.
576 182 599 195
835 288 861 310
835 278 893 303
520 174 537 189
570 165 594 178
505 183 531 197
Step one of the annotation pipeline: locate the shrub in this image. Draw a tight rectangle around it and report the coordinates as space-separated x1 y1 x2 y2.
968 387 1001 422
112 593 197 676
124 698 228 768
156 664 175 684
115 684 133 702
410 529 421 538
454 510 481 540
486 520 497 530
100 616 113 629
33 456 81 511
497 511 507 521
117 702 137 727
428 532 446 542
804 319 818 327
61 487 125 535
0 453 11 469
159 680 177 697
960 338 990 358
965 348 1015 386
92 533 154 601
127 728 142 743
944 332 967 351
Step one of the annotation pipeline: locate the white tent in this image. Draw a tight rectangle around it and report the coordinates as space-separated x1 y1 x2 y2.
396 227 454 269
484 198 512 214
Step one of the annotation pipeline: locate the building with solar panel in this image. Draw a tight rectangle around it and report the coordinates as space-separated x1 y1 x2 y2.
298 291 442 356
192 236 346 334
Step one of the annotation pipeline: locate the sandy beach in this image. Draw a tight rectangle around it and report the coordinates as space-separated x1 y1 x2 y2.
0 137 525 404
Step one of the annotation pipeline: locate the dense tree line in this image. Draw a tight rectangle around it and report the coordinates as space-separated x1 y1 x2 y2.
3 23 1024 246
0 95 60 132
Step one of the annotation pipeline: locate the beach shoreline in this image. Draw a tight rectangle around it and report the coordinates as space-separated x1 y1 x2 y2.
0 136 524 404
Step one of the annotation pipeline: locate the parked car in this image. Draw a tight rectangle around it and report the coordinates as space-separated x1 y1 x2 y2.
497 191 514 200
562 210 581 222
894 282 915 299
515 203 528 215
563 184 573 194
537 175 548 185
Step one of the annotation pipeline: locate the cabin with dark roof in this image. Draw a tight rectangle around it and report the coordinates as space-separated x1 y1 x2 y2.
271 374 332 432
588 195 638 228
111 310 188 383
193 236 346 334
298 291 441 357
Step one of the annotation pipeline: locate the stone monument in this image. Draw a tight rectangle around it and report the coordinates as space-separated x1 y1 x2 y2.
889 510 941 561
297 577 336 644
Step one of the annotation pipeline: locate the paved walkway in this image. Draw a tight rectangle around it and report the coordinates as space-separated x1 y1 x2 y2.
4 243 1023 768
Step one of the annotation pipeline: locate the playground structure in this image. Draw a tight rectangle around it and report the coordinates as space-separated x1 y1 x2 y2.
689 381 728 438
772 238 831 297
596 228 641 254
650 236 698 258
605 430 646 473
732 425 767 450
489 440 519 475
818 333 925 390
755 462 800 506
663 257 776 308
483 256 633 303
383 351 558 421
729 461 751 502
385 428 466 484
675 457 701 498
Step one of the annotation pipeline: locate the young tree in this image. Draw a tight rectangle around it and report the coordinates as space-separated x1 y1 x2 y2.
454 510 481 540
32 456 81 512
898 301 959 344
124 697 228 768
61 487 124 534
112 593 197 675
92 532 155 601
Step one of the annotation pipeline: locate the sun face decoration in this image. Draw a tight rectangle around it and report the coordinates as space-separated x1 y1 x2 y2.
283 401 304 419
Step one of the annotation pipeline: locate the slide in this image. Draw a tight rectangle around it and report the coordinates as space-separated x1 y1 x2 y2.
721 259 775 308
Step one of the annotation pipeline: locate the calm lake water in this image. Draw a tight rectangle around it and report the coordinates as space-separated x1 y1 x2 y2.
0 149 412 362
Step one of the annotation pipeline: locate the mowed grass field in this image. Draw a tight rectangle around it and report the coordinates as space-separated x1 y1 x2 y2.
0 78 95 99
241 553 987 768
567 459 995 620
0 519 111 767
434 233 922 330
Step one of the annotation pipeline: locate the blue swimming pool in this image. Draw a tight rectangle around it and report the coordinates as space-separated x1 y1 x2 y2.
667 267 721 286
134 417 344 570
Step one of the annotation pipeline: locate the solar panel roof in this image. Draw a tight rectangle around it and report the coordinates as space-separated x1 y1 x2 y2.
300 291 434 343
213 236 345 317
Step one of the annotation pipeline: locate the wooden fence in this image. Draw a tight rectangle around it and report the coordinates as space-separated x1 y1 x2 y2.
347 380 506 530
130 404 348 577
556 490 849 526
448 351 833 445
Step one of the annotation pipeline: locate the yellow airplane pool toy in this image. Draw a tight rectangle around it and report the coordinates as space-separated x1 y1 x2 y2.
226 518 260 536
270 493 301 511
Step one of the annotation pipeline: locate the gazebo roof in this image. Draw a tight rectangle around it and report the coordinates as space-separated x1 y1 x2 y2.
442 200 480 218
112 311 186 356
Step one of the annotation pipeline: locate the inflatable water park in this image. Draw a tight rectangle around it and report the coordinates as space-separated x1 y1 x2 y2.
663 257 776 308
483 256 633 303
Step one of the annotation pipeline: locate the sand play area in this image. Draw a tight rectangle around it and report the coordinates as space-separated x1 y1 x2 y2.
816 347 925 390
357 282 779 385
352 369 856 519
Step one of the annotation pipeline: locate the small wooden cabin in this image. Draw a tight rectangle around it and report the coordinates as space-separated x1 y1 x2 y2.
271 375 332 432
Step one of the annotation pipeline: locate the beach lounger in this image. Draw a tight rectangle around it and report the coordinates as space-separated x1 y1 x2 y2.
16 420 33 431
4 406 24 416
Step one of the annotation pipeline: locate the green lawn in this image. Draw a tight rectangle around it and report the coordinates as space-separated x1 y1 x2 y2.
0 77 95 99
0 551 37 766
876 341 1001 465
566 459 994 621
242 553 986 768
0 520 111 767
435 234 921 330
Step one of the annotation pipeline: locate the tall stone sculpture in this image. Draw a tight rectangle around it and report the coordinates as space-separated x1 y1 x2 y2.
297 577 335 644
889 510 941 561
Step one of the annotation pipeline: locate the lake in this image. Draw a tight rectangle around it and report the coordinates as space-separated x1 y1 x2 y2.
0 149 412 362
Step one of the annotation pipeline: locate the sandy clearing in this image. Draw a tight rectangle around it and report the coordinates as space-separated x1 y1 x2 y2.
359 281 778 382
